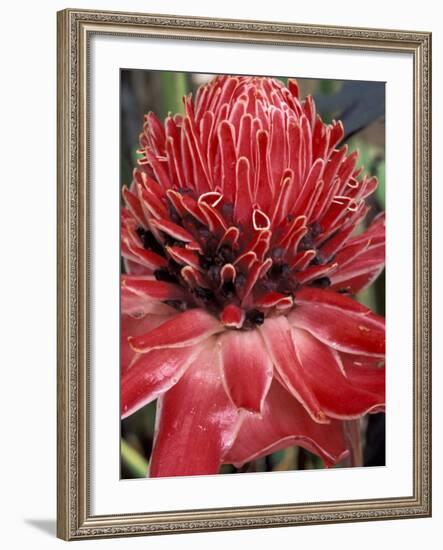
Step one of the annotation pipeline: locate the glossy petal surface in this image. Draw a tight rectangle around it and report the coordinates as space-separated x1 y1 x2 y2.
259 316 327 423
218 329 273 413
290 292 385 357
292 327 385 418
150 341 242 477
121 344 202 418
224 381 348 467
129 309 223 352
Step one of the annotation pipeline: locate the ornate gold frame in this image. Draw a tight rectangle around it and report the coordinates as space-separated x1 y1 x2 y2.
57 8 432 540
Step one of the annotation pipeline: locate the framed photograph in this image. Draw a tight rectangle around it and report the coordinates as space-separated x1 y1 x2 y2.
57 8 431 540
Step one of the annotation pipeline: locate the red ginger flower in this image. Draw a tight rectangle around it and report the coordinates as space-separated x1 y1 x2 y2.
121 75 386 477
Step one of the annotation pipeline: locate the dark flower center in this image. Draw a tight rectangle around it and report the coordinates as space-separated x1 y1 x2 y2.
133 189 335 329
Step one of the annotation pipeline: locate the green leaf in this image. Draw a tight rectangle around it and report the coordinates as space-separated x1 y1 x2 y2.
357 285 376 311
160 72 188 117
121 439 149 478
375 160 386 209
318 79 339 95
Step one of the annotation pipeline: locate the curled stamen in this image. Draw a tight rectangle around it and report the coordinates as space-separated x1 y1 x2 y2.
332 195 351 206
252 208 271 231
198 191 223 208
332 195 360 211
346 178 359 189
346 199 360 212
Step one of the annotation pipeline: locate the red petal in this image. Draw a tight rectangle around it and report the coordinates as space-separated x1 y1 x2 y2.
290 298 384 357
137 184 168 220
165 134 185 188
144 149 173 190
287 121 303 192
218 120 237 202
330 242 385 294
166 189 187 217
180 266 208 289
287 79 300 98
254 130 273 212
150 341 241 477
276 215 307 248
234 156 253 224
330 270 384 296
122 239 167 271
234 250 257 272
122 258 151 276
220 304 245 328
300 115 313 176
340 352 386 397
329 120 344 150
296 262 338 285
182 116 211 192
259 316 327 423
252 208 271 231
121 313 173 372
129 309 223 352
271 171 292 227
303 96 316 129
218 329 273 413
150 218 195 243
292 158 324 218
237 114 253 165
122 186 147 227
166 246 201 271
318 214 364 259
218 226 240 250
198 201 227 234
144 112 166 156
224 381 348 468
255 291 293 309
269 107 286 186
294 287 375 314
122 276 187 301
219 263 236 285
292 327 385 418
121 287 176 317
121 344 201 418
240 258 272 306
178 194 208 225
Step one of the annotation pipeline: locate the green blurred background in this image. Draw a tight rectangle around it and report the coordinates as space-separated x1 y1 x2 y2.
120 70 386 479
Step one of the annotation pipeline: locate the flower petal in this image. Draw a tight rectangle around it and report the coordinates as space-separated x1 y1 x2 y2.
220 304 245 328
330 242 385 294
218 120 237 202
331 269 384 296
150 218 196 243
290 291 385 357
259 316 327 423
294 287 373 314
121 287 176 317
292 327 385 418
150 340 242 477
129 309 223 352
122 276 187 301
340 352 386 398
122 240 167 271
121 344 202 418
224 381 349 468
121 313 173 372
217 329 273 413
234 156 253 224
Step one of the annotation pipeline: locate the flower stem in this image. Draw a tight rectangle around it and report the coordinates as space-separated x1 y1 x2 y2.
121 439 148 478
